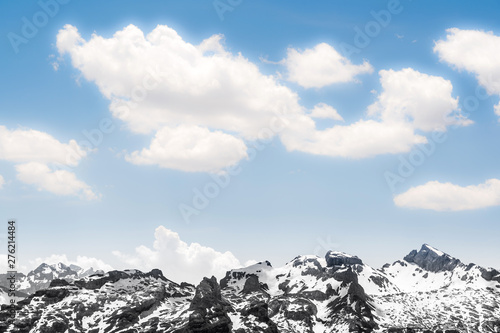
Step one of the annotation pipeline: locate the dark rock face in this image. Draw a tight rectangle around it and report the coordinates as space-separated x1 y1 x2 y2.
327 279 377 332
323 265 377 332
190 276 225 310
1 269 191 333
292 256 325 277
326 251 363 267
481 268 500 282
369 274 391 289
241 274 268 294
403 244 461 272
178 276 233 333
220 261 271 290
2 248 499 333
241 301 270 322
48 279 71 287
269 297 317 330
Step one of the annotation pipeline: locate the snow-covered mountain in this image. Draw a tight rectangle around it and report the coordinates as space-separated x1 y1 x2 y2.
0 262 104 297
375 244 500 331
1 244 499 333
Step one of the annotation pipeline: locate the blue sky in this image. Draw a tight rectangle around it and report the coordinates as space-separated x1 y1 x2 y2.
1 0 500 283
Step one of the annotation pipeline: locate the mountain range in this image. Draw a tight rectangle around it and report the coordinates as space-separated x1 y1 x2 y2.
1 244 499 333
0 262 104 303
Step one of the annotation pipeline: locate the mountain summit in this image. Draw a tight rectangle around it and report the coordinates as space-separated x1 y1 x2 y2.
403 244 461 272
325 250 363 266
1 245 499 333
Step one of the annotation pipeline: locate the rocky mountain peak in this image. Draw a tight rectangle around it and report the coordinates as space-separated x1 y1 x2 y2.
403 244 461 272
1 247 499 333
69 264 82 271
325 250 363 267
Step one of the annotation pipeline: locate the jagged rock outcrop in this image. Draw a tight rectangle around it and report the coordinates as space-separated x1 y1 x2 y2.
403 244 461 272
1 245 499 333
326 251 363 267
0 268 194 333
481 267 500 283
176 276 233 333
0 262 105 296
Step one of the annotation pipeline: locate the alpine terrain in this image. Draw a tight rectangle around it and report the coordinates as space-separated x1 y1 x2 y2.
1 244 499 333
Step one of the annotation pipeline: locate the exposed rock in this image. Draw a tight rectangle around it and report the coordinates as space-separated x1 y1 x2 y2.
241 274 267 294
369 274 391 288
481 268 500 282
178 276 233 333
404 244 461 272
240 301 270 322
1 247 499 333
325 251 363 267
49 279 71 287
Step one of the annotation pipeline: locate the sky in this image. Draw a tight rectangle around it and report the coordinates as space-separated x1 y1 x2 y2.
1 0 500 284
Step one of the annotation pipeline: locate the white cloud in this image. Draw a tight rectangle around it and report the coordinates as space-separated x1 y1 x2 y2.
284 43 373 88
281 119 427 158
56 24 308 172
113 226 243 284
434 28 500 117
394 179 500 211
126 125 248 173
16 162 99 200
280 68 470 158
0 125 86 166
309 103 344 121
367 68 471 131
56 24 471 169
0 125 97 199
0 175 4 189
56 24 302 139
29 254 113 272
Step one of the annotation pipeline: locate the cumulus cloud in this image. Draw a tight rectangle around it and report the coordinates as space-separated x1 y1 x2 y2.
367 68 472 131
56 24 307 172
126 125 248 173
309 103 344 121
0 125 97 199
280 68 470 158
281 119 426 158
56 24 302 138
394 179 500 211
29 254 113 272
0 125 86 166
113 226 243 284
434 28 500 117
16 162 99 200
0 175 4 189
284 43 373 88
56 24 471 169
